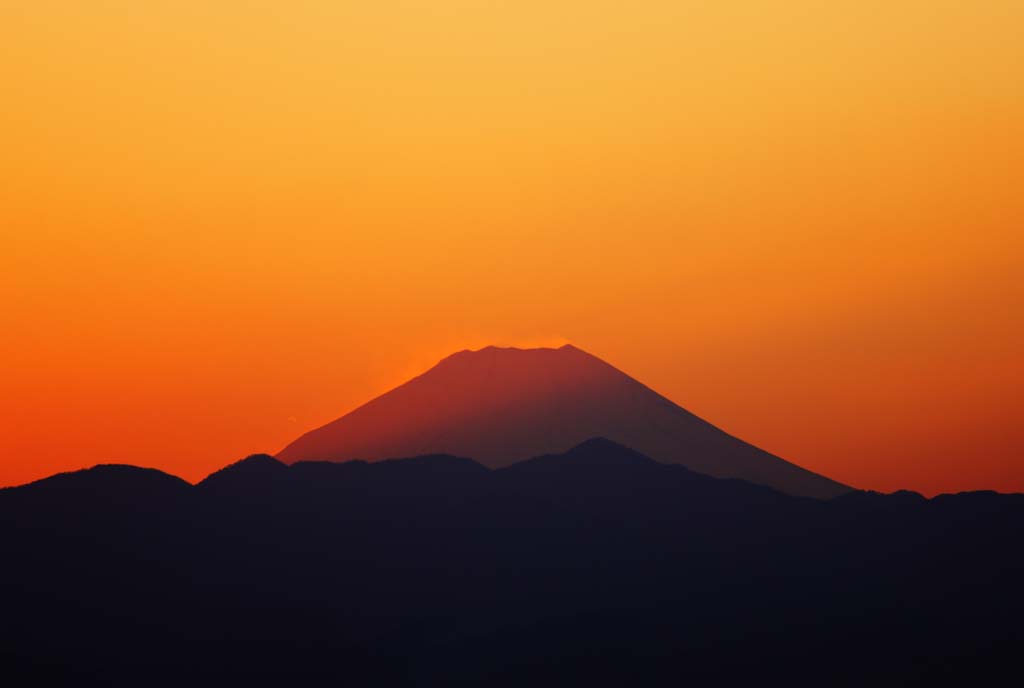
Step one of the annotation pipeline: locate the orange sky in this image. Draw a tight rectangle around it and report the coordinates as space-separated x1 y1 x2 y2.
2 1 1022 495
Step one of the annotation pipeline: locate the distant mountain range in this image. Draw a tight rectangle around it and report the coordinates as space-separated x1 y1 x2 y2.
3 439 1021 686
278 344 849 498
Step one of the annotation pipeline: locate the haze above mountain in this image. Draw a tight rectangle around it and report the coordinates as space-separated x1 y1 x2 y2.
277 344 849 499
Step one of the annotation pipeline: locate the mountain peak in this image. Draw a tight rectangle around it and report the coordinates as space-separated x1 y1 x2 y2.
503 438 658 474
277 345 850 499
199 453 286 491
2 464 191 508
443 343 586 361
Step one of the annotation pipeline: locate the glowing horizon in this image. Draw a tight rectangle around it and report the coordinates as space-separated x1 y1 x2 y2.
2 1 1022 495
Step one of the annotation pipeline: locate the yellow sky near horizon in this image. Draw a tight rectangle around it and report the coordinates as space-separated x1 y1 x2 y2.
2 1 1022 493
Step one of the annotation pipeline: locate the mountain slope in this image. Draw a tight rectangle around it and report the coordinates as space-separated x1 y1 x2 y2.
197 453 288 493
2 444 1022 687
276 345 849 498
0 464 192 513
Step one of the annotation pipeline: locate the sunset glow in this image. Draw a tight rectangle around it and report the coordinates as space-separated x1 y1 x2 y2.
2 1 1022 494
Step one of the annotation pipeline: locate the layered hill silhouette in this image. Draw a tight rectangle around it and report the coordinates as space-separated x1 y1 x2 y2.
277 344 849 498
3 440 1022 687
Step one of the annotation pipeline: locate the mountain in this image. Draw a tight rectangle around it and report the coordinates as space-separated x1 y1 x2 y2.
11 463 191 495
497 437 792 506
2 442 1022 687
208 438 789 512
0 463 191 513
277 344 849 498
197 453 287 493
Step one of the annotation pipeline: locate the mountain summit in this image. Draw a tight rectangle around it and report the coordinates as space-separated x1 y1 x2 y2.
276 344 849 498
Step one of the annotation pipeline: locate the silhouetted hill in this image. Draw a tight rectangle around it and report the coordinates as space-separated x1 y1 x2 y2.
504 436 659 472
497 437 794 515
276 344 849 498
1 442 1021 687
10 463 191 495
197 453 287 494
0 463 191 514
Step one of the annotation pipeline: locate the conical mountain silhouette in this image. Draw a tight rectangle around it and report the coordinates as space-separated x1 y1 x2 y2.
277 344 849 498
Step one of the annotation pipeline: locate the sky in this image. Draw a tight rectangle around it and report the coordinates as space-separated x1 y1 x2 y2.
2 1 1022 495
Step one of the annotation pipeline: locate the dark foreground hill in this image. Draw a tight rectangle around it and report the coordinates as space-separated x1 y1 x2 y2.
2 439 1021 687
277 345 850 498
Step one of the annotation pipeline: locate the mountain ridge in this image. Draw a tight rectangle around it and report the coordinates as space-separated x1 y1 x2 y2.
2 438 1022 687
277 344 850 498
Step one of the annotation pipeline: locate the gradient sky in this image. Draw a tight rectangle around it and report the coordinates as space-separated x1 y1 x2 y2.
2 1 1022 494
